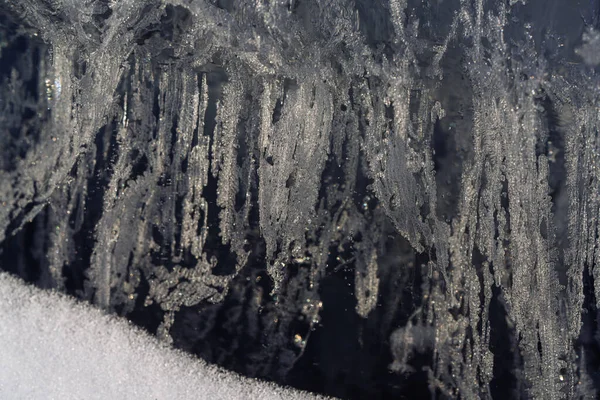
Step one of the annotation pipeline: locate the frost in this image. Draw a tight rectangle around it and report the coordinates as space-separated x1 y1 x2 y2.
0 0 599 398
576 28 600 66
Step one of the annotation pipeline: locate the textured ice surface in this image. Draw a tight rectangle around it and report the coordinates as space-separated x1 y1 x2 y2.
1 0 600 398
0 272 324 400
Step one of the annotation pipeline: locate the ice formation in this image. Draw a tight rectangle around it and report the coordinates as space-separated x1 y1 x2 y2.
0 0 599 398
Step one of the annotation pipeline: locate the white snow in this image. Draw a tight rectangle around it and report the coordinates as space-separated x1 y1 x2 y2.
0 272 327 400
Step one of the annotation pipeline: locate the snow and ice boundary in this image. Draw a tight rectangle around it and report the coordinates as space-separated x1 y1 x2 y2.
0 272 327 400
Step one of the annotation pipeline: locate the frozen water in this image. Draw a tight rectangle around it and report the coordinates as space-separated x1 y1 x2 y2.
0 0 599 398
0 272 325 399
